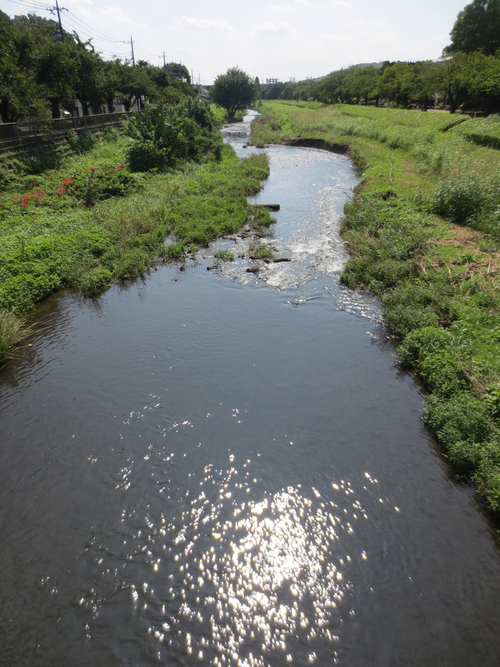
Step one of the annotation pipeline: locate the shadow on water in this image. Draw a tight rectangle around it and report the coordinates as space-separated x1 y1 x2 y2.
1 111 500 666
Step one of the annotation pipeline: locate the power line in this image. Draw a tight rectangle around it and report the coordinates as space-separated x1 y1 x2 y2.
4 1 173 67
64 9 124 44
61 13 121 46
134 42 160 58
4 0 52 11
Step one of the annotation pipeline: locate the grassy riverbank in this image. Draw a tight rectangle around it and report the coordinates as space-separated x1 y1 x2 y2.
252 101 500 511
0 132 270 363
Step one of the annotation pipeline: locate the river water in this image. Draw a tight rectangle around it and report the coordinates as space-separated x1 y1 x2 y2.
1 113 500 666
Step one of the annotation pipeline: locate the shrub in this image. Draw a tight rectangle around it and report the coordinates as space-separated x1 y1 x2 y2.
60 165 139 206
124 100 223 172
214 249 234 261
432 177 490 224
22 148 60 175
66 129 96 155
81 267 113 297
397 326 454 367
424 393 492 473
165 243 185 260
248 238 275 259
102 126 120 142
0 309 26 363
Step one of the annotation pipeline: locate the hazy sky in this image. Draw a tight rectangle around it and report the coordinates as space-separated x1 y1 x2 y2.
1 0 469 83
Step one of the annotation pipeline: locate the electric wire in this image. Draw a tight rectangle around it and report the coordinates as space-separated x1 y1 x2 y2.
64 9 125 44
3 1 165 64
4 0 52 11
61 12 121 47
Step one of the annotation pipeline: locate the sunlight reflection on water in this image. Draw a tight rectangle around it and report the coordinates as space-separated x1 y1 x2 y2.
80 406 386 666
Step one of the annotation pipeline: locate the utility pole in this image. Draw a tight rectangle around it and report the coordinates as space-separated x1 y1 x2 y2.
53 0 66 42
130 36 135 66
163 51 166 67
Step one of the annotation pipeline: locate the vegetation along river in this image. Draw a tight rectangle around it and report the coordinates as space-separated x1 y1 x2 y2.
1 112 500 666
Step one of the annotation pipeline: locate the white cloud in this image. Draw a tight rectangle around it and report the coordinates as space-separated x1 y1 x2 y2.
64 0 94 7
325 0 351 7
174 17 234 31
100 6 134 25
270 0 310 12
254 22 299 37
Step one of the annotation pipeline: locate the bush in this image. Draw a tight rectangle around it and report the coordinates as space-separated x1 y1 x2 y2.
124 100 223 172
66 129 95 155
127 141 168 172
0 309 26 363
432 177 490 224
102 126 120 142
165 243 185 260
81 267 113 297
214 249 234 261
60 165 139 206
22 148 60 175
397 326 454 366
424 393 492 473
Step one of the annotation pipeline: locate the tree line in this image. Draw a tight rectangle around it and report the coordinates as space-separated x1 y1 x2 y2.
260 0 500 114
0 11 194 123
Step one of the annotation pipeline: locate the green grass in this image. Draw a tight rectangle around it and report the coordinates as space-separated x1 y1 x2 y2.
248 238 275 260
253 101 500 512
0 135 270 363
0 310 27 365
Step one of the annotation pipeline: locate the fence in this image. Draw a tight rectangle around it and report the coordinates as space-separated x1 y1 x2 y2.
0 111 136 154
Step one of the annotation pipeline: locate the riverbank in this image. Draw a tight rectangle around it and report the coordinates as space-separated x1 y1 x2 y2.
0 132 270 363
251 101 500 511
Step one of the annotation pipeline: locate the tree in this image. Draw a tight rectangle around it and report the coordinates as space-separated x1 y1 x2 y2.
210 67 257 117
447 0 500 55
115 62 156 111
165 62 190 84
431 53 476 113
377 61 414 108
72 42 106 115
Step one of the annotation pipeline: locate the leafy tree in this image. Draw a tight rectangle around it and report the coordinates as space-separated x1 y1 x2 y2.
343 66 379 104
71 41 106 115
102 60 122 113
115 62 156 111
447 0 500 56
165 62 190 84
377 61 414 108
210 67 257 117
431 53 476 113
433 51 500 113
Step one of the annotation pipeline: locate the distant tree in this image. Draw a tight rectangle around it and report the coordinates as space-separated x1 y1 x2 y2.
377 61 414 108
343 66 378 104
447 0 500 55
116 62 157 111
210 67 257 117
431 53 476 113
259 82 287 100
72 42 106 115
165 62 190 84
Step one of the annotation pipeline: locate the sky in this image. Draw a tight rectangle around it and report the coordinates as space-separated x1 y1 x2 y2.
0 0 470 84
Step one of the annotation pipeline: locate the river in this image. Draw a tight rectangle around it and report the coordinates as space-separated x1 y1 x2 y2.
1 112 500 666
